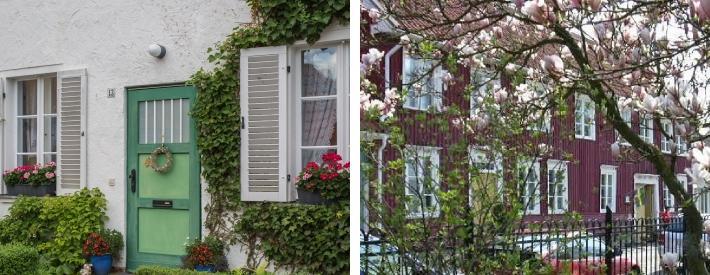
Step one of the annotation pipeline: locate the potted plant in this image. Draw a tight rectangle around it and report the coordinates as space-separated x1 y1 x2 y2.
183 236 226 272
2 162 56 196
82 232 112 275
294 152 349 204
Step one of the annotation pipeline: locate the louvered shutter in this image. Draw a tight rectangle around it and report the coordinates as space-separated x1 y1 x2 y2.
240 46 290 202
57 69 87 194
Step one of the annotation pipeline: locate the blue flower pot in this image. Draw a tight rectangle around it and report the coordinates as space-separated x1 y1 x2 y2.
90 254 112 275
195 264 215 272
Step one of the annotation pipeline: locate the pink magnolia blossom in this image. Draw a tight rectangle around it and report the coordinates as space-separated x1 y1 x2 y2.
540 55 564 78
691 0 710 24
611 142 621 157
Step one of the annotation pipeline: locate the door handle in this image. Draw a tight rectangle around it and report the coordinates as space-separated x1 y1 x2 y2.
129 169 136 193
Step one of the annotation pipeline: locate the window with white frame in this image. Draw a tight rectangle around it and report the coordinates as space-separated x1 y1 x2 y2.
575 94 595 140
2 69 87 194
402 53 443 111
518 158 540 215
639 115 654 144
298 47 344 165
616 109 632 145
661 119 673 153
600 165 617 213
547 160 568 214
404 146 440 217
14 77 58 166
469 147 502 208
240 35 350 202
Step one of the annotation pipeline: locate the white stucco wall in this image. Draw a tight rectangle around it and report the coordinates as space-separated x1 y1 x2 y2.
0 0 251 268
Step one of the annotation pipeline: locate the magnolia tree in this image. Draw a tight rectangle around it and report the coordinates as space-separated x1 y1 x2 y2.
362 0 710 273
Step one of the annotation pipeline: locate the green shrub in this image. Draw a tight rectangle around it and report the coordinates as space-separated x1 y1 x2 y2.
236 203 349 274
98 228 123 260
0 188 107 274
0 243 40 274
135 265 231 275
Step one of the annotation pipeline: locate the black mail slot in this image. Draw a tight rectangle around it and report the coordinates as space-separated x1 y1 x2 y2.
153 200 173 208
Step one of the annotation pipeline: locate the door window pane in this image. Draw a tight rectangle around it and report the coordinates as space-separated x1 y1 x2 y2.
19 80 37 116
301 48 337 97
138 99 190 144
301 99 337 146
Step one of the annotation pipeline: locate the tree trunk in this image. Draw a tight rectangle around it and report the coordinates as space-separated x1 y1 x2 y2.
552 24 710 275
683 205 707 274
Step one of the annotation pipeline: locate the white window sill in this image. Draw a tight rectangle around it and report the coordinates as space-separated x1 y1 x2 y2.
600 208 616 213
575 135 596 141
406 211 440 219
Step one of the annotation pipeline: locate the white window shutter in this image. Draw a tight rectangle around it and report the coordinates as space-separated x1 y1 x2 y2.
57 69 87 194
240 46 290 202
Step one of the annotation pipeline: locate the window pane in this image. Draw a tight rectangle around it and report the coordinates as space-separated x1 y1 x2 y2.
302 48 337 97
302 99 337 146
44 77 57 114
18 155 37 166
301 148 337 168
43 116 57 153
138 99 190 144
44 154 57 163
18 118 37 153
19 80 37 115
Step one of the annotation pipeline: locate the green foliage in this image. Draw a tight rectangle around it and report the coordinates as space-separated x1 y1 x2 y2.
183 236 228 271
235 203 349 274
0 243 40 275
190 0 349 241
97 228 123 260
189 0 348 272
0 188 107 274
135 265 232 275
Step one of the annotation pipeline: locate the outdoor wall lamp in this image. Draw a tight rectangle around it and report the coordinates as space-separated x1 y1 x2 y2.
147 44 166 58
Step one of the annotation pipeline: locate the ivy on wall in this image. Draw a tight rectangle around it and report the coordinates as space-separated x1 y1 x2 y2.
236 203 349 274
188 0 349 272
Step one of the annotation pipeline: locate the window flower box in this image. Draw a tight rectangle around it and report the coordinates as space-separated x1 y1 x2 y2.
2 162 57 197
295 152 349 205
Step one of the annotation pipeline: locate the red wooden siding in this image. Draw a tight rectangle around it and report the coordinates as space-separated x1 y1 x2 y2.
362 44 690 220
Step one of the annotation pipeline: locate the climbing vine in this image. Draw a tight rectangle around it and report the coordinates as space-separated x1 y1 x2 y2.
188 0 349 268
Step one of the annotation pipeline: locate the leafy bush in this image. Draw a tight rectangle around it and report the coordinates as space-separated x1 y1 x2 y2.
182 236 228 271
0 243 40 274
236 203 349 274
98 228 123 260
135 265 231 275
0 188 107 274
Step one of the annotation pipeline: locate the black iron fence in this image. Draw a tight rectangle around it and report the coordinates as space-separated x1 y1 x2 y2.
361 210 710 274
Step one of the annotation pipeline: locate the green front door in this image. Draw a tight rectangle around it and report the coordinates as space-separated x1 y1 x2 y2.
126 85 200 271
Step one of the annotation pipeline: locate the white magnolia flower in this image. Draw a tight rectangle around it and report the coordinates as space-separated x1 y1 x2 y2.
361 48 384 68
611 142 621 157
367 8 381 21
693 147 710 168
400 35 411 45
540 55 564 78
494 88 508 104
661 252 679 268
